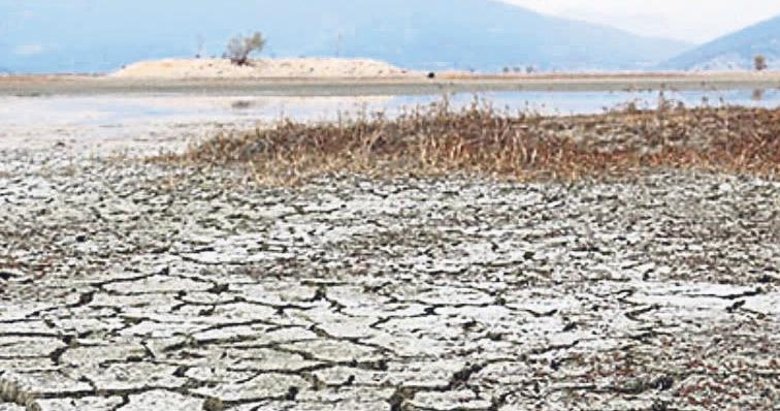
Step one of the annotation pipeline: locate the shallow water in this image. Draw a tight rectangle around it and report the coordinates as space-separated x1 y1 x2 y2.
1 89 779 129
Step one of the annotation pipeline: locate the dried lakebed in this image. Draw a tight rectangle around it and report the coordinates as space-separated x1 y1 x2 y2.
0 149 779 410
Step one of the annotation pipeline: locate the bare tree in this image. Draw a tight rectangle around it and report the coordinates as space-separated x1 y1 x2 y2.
224 32 266 66
754 54 768 71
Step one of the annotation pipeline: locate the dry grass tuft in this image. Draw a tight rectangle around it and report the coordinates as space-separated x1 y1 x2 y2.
157 100 780 184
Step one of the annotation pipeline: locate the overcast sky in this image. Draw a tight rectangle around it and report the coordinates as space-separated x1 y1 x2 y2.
503 0 780 44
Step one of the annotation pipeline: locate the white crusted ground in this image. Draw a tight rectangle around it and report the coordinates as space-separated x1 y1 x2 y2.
0 141 778 410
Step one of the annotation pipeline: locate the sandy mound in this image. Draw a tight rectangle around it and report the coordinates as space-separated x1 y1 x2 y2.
111 58 418 79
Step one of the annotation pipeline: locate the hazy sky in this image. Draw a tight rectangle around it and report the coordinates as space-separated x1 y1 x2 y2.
503 0 780 43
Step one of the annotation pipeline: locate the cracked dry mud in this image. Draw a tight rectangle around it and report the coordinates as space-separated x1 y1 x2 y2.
1 147 779 410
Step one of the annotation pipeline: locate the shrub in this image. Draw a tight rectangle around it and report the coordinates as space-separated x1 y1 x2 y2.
754 54 768 71
224 32 266 66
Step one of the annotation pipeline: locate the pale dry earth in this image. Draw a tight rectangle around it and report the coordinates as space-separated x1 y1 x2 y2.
110 58 417 80
1 115 779 410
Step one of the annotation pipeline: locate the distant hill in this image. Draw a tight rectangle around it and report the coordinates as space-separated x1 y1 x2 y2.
664 15 780 70
0 0 691 74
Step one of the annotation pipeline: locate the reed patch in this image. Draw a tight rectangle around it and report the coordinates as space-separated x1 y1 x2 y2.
158 101 780 183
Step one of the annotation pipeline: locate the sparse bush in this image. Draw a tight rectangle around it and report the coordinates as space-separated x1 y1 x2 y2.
754 54 768 71
224 32 266 66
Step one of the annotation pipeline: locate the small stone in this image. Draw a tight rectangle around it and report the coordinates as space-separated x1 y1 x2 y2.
621 379 646 394
654 375 674 391
0 379 18 401
25 399 43 411
726 300 745 313
285 386 300 401
651 400 669 411
15 389 34 406
202 397 224 411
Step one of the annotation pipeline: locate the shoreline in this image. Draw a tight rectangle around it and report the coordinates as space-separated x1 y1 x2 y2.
2 71 780 96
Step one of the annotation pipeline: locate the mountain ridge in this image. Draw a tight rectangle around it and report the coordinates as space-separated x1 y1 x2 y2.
663 14 780 70
0 0 692 73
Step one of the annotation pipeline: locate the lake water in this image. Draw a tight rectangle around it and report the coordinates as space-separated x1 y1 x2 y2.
1 88 779 129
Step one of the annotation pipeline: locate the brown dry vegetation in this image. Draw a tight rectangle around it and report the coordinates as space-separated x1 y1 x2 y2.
162 100 780 184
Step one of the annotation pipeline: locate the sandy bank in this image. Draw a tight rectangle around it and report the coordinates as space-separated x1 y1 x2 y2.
110 58 419 79
3 71 780 97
